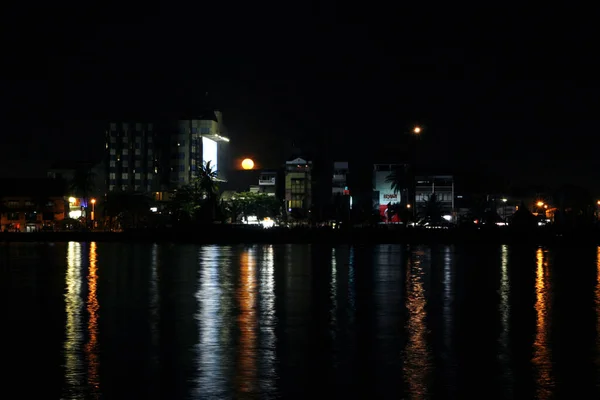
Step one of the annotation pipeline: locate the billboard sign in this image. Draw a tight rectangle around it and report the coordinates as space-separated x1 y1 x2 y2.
374 171 401 206
373 170 401 222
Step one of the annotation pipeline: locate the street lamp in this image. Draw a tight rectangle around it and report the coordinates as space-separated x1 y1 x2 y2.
501 198 508 221
90 198 96 221
413 126 422 134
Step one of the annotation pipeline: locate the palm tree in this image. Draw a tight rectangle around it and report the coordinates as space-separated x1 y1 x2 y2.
385 164 412 206
197 161 220 222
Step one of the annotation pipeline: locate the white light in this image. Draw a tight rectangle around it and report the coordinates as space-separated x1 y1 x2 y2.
202 137 218 172
261 218 275 229
150 207 158 213
69 210 82 219
442 215 452 221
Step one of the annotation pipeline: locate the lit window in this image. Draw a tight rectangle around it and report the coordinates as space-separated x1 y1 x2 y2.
122 173 129 179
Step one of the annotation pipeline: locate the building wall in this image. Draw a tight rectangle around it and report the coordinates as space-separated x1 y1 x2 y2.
1 196 67 232
106 122 157 193
258 170 277 196
285 159 312 216
332 161 349 196
171 117 229 187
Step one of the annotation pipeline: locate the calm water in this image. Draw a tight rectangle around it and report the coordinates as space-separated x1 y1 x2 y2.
1 243 600 399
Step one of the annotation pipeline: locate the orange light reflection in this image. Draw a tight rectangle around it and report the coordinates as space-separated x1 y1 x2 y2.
85 242 100 393
237 249 257 394
533 248 553 398
403 251 431 398
596 247 600 370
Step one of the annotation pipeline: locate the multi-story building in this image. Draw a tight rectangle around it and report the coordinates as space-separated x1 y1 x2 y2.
415 175 455 221
285 157 312 219
170 110 230 187
332 161 350 196
258 170 277 196
106 122 158 193
0 178 68 232
331 161 351 223
105 110 231 195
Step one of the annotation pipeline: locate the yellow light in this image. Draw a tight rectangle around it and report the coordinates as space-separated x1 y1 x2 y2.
536 201 544 207
406 204 412 208
68 197 76 204
91 198 96 204
597 200 600 205
241 158 255 170
413 126 421 134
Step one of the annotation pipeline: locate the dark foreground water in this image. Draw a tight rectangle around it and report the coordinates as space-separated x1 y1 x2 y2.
1 243 600 399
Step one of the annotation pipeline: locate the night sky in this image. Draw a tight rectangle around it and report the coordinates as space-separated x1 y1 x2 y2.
1 5 598 190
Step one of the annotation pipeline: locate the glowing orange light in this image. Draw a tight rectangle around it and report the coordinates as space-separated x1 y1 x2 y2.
536 201 544 207
241 158 255 170
413 126 422 134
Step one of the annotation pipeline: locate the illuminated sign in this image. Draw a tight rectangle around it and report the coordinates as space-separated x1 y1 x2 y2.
202 137 218 172
374 171 401 206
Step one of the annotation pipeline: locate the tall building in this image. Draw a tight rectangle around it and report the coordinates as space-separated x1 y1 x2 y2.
105 110 230 194
170 110 230 187
285 157 312 219
106 122 158 193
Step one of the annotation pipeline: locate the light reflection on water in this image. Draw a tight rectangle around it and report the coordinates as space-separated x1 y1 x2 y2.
63 241 85 399
498 244 513 396
195 246 228 397
533 247 553 399
237 247 258 395
5 243 600 398
403 248 432 399
258 245 277 396
596 247 600 382
85 242 100 395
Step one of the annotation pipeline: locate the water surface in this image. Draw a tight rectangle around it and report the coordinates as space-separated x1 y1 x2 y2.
2 242 600 399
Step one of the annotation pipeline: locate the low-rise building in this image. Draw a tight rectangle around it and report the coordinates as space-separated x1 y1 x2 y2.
0 178 68 232
258 170 277 196
415 175 455 222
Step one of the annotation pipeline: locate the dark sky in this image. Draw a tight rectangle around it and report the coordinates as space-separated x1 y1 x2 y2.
1 4 598 190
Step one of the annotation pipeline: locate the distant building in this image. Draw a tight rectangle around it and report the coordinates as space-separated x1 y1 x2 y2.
285 157 312 219
0 178 68 232
258 170 277 196
332 161 351 222
105 110 230 196
105 122 158 193
170 110 230 187
373 163 410 222
415 175 455 221
332 161 349 196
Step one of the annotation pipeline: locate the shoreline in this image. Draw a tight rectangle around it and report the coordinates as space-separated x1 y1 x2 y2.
2 227 600 245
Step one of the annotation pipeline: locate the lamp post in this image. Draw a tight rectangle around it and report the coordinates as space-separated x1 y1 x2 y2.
501 198 508 221
90 198 96 222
